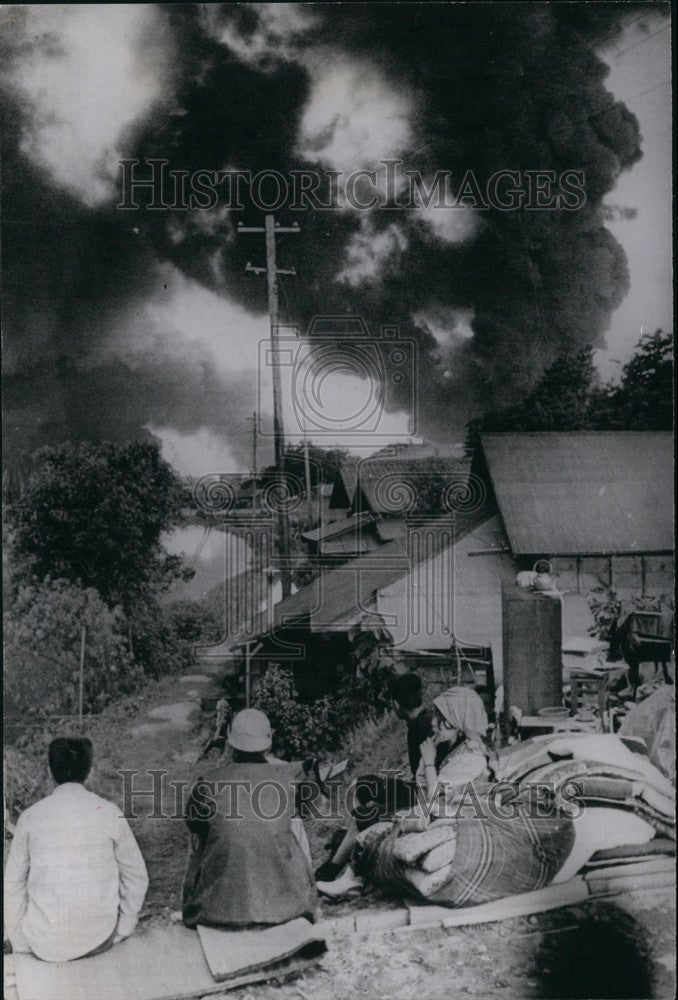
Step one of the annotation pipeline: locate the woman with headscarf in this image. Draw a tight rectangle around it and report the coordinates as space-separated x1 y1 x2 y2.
416 686 491 818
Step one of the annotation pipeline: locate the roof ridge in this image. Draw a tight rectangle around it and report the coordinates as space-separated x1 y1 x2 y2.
480 430 672 437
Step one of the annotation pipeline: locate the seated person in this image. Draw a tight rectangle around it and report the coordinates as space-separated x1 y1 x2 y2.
182 709 318 928
4 737 149 962
416 686 491 816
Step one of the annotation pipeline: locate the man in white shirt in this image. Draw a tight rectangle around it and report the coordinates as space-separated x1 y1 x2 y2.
4 737 149 962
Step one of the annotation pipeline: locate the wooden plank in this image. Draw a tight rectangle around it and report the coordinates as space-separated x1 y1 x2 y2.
440 877 588 929
587 871 676 896
197 918 326 982
583 858 676 882
408 903 454 926
587 838 675 864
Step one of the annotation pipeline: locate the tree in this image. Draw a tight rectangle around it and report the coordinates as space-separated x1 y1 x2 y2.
162 599 224 673
466 332 673 452
7 441 192 614
591 330 673 430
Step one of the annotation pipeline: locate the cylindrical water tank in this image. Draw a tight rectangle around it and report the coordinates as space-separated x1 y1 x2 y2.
502 582 562 716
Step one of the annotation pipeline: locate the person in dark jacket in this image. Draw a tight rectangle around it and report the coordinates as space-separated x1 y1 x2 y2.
389 672 434 777
182 709 317 928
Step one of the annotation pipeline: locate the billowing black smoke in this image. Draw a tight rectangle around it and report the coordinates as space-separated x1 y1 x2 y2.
1 2 663 466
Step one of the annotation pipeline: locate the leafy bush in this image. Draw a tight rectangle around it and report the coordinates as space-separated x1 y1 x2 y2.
126 598 186 679
4 750 44 819
161 600 223 673
253 665 378 759
166 600 223 645
4 578 141 718
588 589 675 645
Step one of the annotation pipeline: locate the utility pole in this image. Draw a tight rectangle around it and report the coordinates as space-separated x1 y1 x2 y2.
248 411 258 510
238 216 299 598
249 410 258 478
78 624 86 728
303 432 313 525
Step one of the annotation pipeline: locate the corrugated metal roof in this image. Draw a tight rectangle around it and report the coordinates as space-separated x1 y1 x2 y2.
354 456 470 515
481 432 674 555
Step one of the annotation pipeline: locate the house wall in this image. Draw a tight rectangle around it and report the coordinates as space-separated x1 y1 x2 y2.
376 515 516 653
549 553 674 596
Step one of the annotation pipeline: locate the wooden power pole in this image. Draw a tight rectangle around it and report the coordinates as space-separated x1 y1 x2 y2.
250 411 258 479
238 216 299 598
248 411 258 510
303 432 313 524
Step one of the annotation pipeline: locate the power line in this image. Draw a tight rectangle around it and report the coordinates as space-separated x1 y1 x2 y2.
277 272 295 326
602 78 671 112
610 20 670 58
187 525 211 564
558 75 671 134
588 77 671 123
591 10 656 51
169 442 194 483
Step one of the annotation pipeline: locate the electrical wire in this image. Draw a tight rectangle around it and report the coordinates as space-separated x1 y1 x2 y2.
589 78 671 120
611 20 670 57
590 10 658 51
277 273 297 330
169 443 194 484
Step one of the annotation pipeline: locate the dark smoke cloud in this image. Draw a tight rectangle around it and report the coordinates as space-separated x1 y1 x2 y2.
1 2 664 467
1 83 260 469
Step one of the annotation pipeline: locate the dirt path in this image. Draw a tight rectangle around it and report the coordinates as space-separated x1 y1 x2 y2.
82 669 222 920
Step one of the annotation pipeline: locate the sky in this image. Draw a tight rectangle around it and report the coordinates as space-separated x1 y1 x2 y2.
595 14 673 378
1 4 673 477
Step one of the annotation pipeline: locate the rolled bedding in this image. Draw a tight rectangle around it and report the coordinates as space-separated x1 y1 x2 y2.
355 798 575 907
355 733 675 908
493 733 675 839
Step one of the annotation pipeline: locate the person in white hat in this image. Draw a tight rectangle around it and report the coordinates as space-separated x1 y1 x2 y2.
182 709 318 927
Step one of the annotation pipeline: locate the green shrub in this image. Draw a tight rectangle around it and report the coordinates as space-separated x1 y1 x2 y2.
127 598 224 677
4 577 142 718
252 665 379 760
